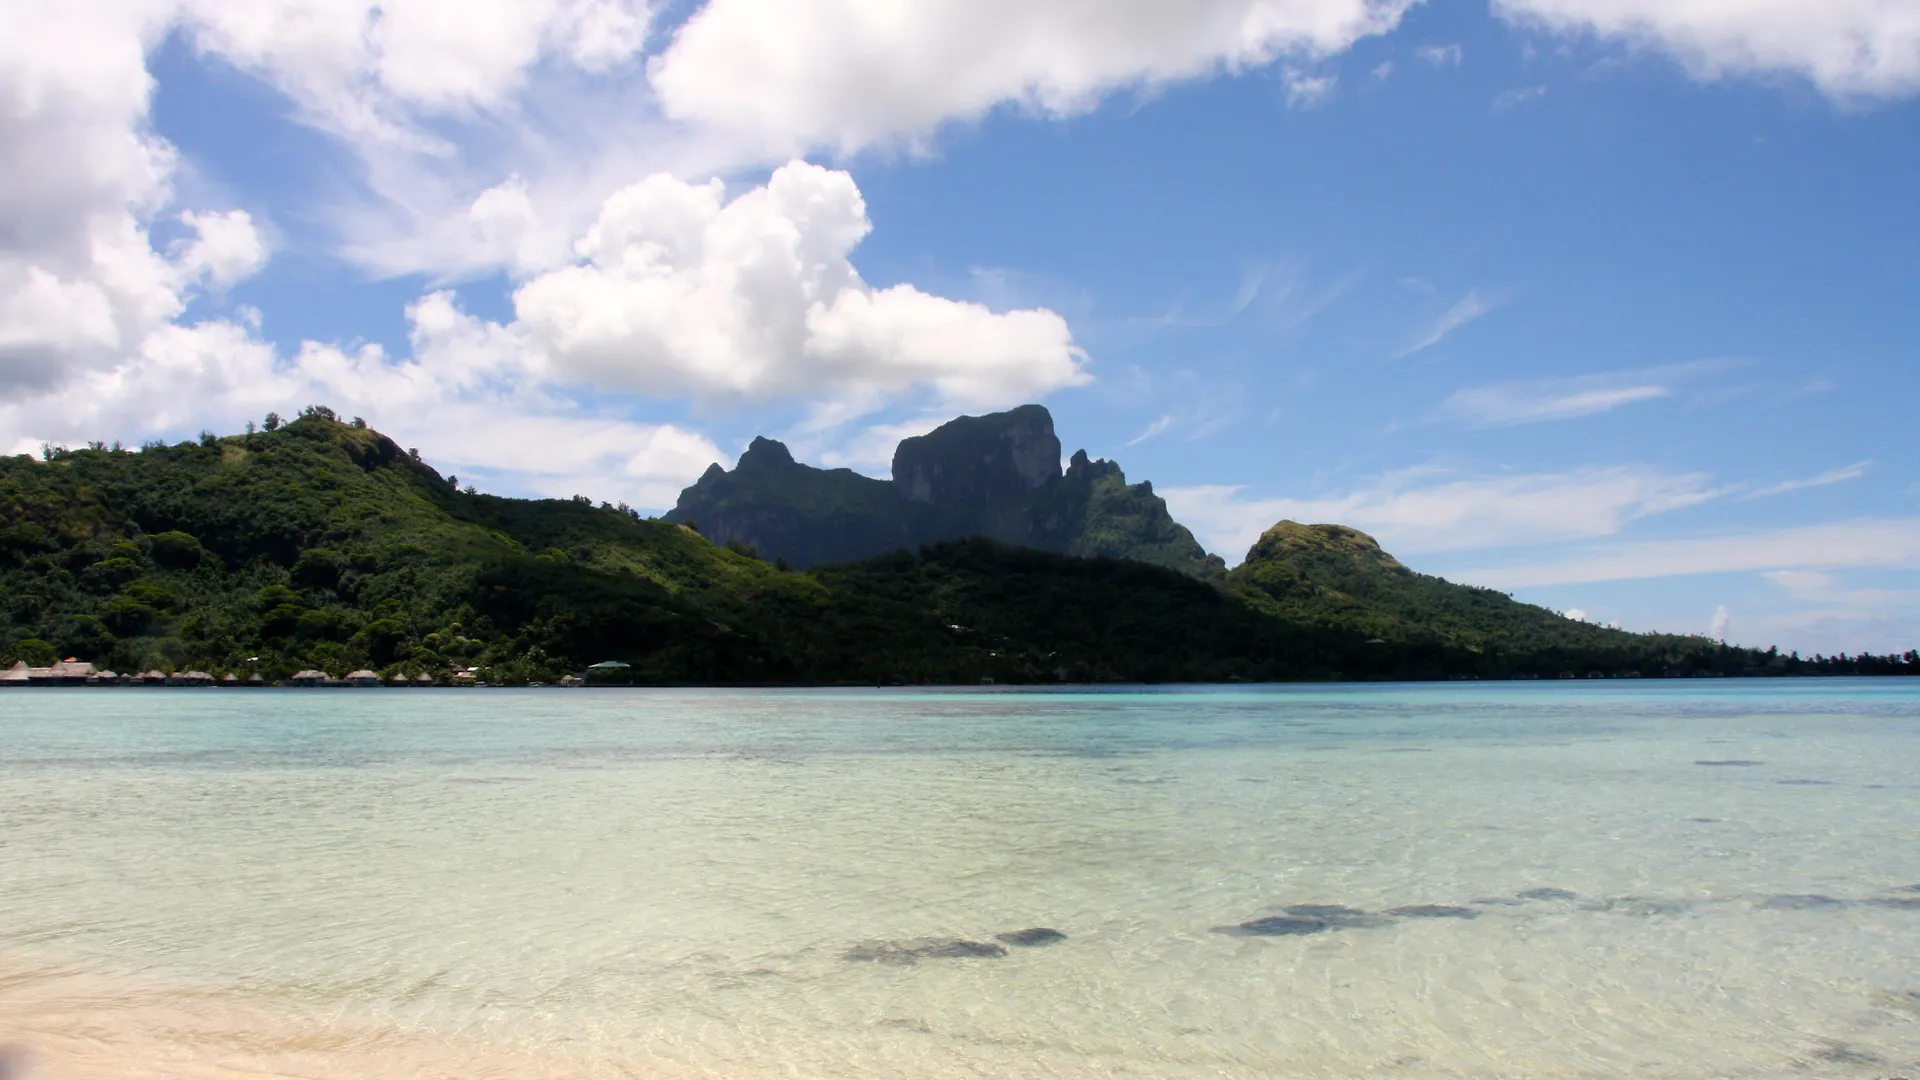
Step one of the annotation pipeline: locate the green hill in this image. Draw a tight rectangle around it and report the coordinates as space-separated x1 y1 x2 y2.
1226 521 1770 675
2 410 1912 684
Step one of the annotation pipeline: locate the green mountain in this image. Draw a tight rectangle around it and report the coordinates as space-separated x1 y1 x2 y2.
2 409 1912 684
666 404 1225 577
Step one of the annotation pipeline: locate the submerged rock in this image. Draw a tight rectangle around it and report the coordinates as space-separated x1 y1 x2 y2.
1283 904 1393 927
1695 760 1764 767
1386 905 1480 919
844 938 1009 964
1218 915 1331 937
1809 1041 1885 1066
1864 897 1920 910
1760 894 1848 910
1776 779 1836 786
1471 897 1527 906
1516 888 1579 901
995 927 1067 947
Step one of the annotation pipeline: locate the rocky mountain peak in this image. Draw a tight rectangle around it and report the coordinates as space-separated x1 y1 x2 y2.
737 436 796 470
891 404 1062 506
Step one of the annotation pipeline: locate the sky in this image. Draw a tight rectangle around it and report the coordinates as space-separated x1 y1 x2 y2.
2 0 1917 655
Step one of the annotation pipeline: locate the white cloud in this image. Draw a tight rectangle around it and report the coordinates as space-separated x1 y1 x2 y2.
1494 0 1920 100
188 0 1435 282
649 0 1420 154
1394 288 1492 358
175 210 270 290
1443 375 1670 426
0 0 268 397
1458 519 1920 589
1708 603 1730 640
180 0 657 140
1283 69 1340 107
163 0 675 281
0 8 1082 500
1565 607 1590 622
1416 43 1464 66
0 0 1432 294
1744 460 1872 499
509 161 1087 411
1163 464 1724 562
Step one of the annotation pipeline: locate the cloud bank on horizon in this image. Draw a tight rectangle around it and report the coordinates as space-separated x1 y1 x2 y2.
1 0 1916 652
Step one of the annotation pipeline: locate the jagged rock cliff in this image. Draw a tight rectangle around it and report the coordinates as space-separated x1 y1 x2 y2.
666 406 1222 576
668 437 922 568
893 405 1060 503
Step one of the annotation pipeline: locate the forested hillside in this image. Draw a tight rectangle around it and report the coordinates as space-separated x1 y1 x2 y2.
2 410 1911 684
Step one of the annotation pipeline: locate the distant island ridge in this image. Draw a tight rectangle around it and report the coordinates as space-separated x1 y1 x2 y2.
1 405 1914 686
666 404 1224 577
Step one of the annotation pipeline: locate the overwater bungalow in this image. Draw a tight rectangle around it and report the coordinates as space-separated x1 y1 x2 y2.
289 670 331 687
345 670 380 687
5 659 102 685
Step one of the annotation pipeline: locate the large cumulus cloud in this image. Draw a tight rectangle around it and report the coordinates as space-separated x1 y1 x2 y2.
511 161 1087 407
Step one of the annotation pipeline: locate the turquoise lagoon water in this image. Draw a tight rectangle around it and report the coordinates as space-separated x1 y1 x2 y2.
1 682 1918 1079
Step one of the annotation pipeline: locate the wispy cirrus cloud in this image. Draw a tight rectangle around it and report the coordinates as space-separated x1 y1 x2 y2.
1124 414 1177 447
1394 288 1494 358
1132 260 1356 333
1163 463 1725 561
1493 84 1549 109
1761 569 1835 596
1456 519 1920 589
1416 43 1464 66
1743 460 1872 499
1441 360 1740 427
1443 380 1668 426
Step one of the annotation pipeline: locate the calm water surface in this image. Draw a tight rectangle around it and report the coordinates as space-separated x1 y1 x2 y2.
2 682 1918 1079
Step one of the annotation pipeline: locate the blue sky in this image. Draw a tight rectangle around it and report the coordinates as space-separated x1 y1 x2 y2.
3 0 1916 654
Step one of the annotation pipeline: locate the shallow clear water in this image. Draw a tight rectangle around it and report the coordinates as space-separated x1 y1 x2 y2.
2 682 1918 1079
